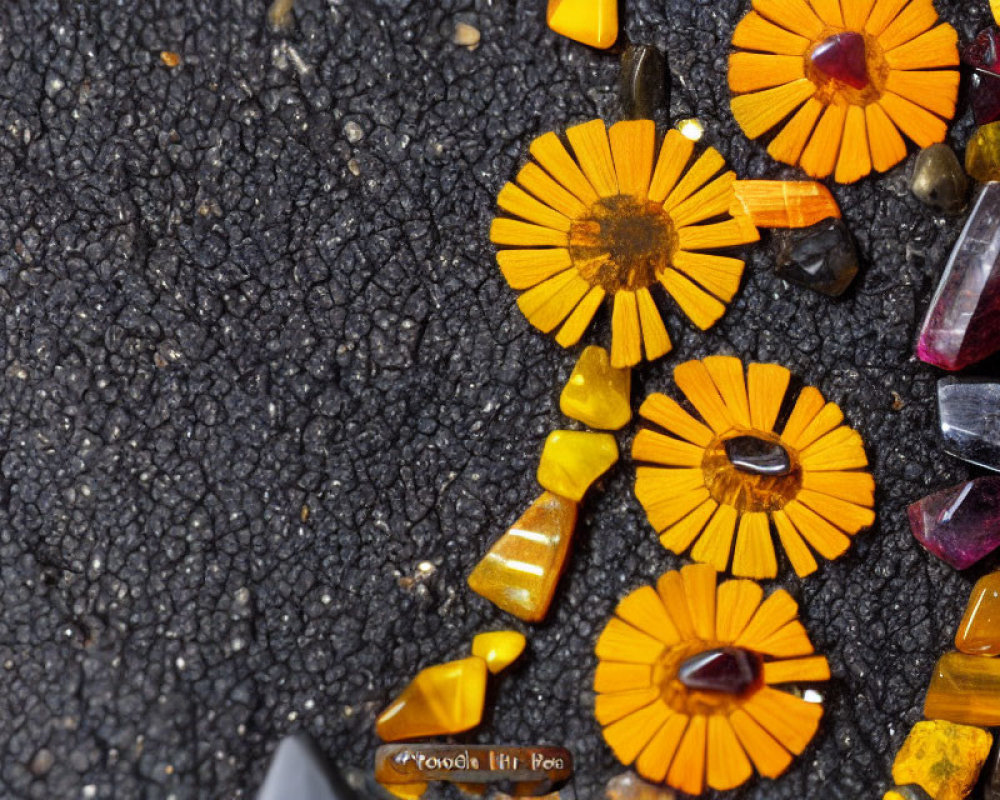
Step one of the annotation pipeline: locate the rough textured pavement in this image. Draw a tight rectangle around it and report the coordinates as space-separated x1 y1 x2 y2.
0 0 995 798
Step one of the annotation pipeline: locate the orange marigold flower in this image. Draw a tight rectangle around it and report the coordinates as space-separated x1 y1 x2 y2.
728 0 959 183
490 120 760 368
633 356 875 578
595 563 830 793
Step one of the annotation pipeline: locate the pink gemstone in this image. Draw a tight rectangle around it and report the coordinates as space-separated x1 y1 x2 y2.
917 184 1000 371
908 477 1000 570
963 28 1000 73
810 32 869 90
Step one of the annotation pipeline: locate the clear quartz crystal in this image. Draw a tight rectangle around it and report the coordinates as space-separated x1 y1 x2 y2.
938 377 1000 471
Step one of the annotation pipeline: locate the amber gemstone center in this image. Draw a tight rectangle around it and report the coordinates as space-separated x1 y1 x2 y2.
805 30 888 105
568 195 677 292
702 431 802 512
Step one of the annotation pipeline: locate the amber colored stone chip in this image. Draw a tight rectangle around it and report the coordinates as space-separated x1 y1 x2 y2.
730 180 840 228
956 572 1000 656
924 651 1000 726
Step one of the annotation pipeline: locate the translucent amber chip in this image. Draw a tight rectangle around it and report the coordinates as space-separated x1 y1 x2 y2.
730 180 840 228
471 631 527 674
560 345 631 430
537 429 619 501
924 651 1000 726
546 0 618 49
956 572 1000 656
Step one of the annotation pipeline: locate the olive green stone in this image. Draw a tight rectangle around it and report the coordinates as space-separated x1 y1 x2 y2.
966 122 1000 183
620 44 667 119
910 143 968 214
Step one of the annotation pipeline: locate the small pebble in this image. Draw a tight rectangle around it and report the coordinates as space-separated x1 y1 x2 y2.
676 118 704 142
452 22 480 49
160 51 180 68
606 771 676 799
267 0 295 32
620 44 667 119
910 143 967 214
29 749 54 777
773 217 859 297
344 121 363 143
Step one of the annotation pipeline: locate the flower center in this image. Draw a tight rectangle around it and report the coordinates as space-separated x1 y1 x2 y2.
702 431 802 512
653 641 764 715
568 195 677 293
805 29 889 105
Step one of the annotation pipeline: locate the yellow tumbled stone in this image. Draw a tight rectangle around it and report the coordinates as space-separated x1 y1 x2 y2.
537 430 619 501
471 630 526 674
966 122 1000 183
382 782 428 800
376 656 488 742
546 0 617 49
468 492 578 622
892 719 992 800
560 346 631 430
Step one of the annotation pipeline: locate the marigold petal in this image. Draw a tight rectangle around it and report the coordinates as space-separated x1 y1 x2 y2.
864 0 908 37
780 386 826 444
885 24 959 70
664 148 725 210
645 487 711 533
616 585 681 645
877 0 938 52
865 102 908 172
677 216 760 250
660 270 728 331
496 248 572 289
748 362 791 432
517 270 590 332
884 69 958 118
611 291 642 368
529 131 600 205
660 499 718 554
789 401 844 449
764 655 831 684
732 11 810 55
728 53 805 93
516 162 590 219
671 251 745 303
603 701 672 765
878 91 947 149
799 470 875 505
772 509 819 578
656 571 697 640
555 286 605 347
843 0 876 28
636 287 672 361
648 129 695 204
799 103 846 179
729 708 794 779
594 661 653 693
755 620 814 657
834 104 872 184
595 687 661 726
667 715 707 795
681 563 718 640
752 0 824 38
745 689 823 763
707 715 754 791
800 428 869 471
497 182 572 231
636 713 688 783
733 511 778 579
715 579 765 643
731 79 815 140
782 500 852 559
767 97 824 166
669 172 737 228
704 355 752 428
639 393 715 445
490 217 568 247
736 587 799 646
566 119 618 198
595 618 666 664
610 119 656 200
690 504 738 573
807 0 843 26
796 489 874 534
674 359 736 433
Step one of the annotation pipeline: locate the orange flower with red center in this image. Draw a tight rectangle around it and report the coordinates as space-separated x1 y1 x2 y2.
729 0 959 183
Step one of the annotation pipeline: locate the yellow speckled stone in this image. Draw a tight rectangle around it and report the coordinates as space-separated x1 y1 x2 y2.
892 719 992 800
471 631 526 674
956 572 1000 656
560 346 631 430
468 492 578 622
882 789 933 800
966 122 1000 183
382 782 428 800
376 657 488 742
537 430 619 501
546 0 617 49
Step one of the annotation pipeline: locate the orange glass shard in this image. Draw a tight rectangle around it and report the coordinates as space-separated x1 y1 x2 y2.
537 430 619 501
924 651 1000 726
956 572 1000 656
546 0 618 49
471 631 527 674
467 492 578 622
892 719 992 800
376 657 488 742
730 181 840 228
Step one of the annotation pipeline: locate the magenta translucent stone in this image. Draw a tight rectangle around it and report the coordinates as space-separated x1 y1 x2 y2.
963 28 1000 72
964 29 1000 125
810 32 869 90
916 184 1000 371
908 476 1000 570
678 647 763 695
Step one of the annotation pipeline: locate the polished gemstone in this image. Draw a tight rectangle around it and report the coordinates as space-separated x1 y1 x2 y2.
376 657 488 742
956 572 1000 656
966 122 1000 183
810 32 869 89
257 736 356 800
724 435 792 476
620 44 667 119
605 771 677 799
560 345 631 430
773 217 859 297
963 28 1000 72
973 71 1000 126
471 631 527 674
677 646 763 695
916 183 1000 370
467 492 578 622
892 720 992 800
910 144 968 214
731 180 841 228
537 430 619 501
907 477 1000 569
938 378 1000 471
924 651 1000 726
883 787 933 800
546 0 617 49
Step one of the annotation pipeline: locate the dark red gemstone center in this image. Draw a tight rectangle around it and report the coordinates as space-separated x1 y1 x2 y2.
810 32 869 90
678 646 763 695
